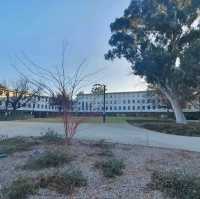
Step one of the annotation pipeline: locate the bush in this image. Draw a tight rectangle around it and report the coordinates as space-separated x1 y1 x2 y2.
39 169 87 193
23 151 72 170
150 170 200 199
1 177 39 199
139 123 200 137
0 137 39 155
40 129 64 143
95 159 125 178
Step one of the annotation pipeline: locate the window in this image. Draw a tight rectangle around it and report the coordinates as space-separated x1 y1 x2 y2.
137 100 140 103
142 99 145 103
132 100 135 103
128 100 130 104
45 105 48 109
128 106 130 110
123 106 126 110
123 100 126 104
119 106 121 110
137 106 140 110
142 106 145 110
147 106 151 110
114 106 117 110
147 99 151 103
41 104 44 109
28 104 31 108
132 106 135 110
110 106 112 111
37 104 40 108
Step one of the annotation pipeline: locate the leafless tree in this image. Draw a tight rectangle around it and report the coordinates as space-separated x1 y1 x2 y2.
1 78 41 116
12 42 101 143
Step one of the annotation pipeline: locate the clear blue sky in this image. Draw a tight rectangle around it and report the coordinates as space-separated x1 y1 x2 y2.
0 0 146 92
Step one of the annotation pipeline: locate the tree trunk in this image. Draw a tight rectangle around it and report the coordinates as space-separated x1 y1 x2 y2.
160 88 187 124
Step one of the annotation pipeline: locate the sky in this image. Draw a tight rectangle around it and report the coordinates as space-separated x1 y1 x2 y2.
0 0 147 93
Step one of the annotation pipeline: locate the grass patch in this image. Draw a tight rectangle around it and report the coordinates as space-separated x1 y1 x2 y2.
135 122 200 137
1 177 39 199
23 151 72 170
95 159 125 178
40 128 64 143
0 137 39 155
150 170 200 199
39 169 87 194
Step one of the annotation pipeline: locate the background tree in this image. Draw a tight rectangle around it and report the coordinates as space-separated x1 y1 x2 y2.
105 0 200 124
1 78 41 115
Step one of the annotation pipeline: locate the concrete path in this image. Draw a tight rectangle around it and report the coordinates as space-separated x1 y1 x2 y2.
0 121 200 152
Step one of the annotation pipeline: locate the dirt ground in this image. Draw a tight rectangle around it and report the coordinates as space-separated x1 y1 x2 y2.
0 138 200 199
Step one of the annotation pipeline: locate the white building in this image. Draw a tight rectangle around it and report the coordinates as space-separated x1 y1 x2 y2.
75 91 169 113
0 95 60 113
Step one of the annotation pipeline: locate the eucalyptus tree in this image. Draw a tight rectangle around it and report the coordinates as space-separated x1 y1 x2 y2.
105 0 200 124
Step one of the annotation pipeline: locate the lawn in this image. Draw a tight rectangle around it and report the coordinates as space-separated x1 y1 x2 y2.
23 116 170 124
1 133 200 199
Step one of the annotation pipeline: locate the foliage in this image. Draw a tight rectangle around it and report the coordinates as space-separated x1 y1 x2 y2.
40 128 64 143
1 177 39 199
0 169 87 198
0 137 39 155
135 122 200 136
150 170 200 199
105 0 200 123
23 151 72 170
95 159 125 178
39 169 87 194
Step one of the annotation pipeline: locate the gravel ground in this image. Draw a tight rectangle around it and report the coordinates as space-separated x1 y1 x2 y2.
0 139 200 199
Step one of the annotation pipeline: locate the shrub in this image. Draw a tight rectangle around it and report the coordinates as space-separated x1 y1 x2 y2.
0 137 39 155
95 159 125 178
1 177 39 199
39 169 87 193
150 170 200 199
40 129 64 143
92 139 112 149
23 151 72 170
139 123 200 137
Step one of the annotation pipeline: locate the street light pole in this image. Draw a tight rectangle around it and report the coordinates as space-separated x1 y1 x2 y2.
103 84 106 123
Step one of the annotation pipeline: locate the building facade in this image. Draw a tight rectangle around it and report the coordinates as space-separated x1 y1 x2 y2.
75 91 199 114
75 91 167 113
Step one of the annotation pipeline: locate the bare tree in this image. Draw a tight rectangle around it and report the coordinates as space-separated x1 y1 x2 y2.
1 78 41 116
12 42 100 143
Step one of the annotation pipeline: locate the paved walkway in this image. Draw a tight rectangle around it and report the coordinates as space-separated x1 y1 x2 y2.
0 121 200 152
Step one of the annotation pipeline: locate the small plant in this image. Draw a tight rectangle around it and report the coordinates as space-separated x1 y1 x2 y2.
150 170 200 199
0 137 39 155
95 159 125 178
40 128 64 143
1 177 39 199
92 139 111 149
39 169 87 193
23 151 72 170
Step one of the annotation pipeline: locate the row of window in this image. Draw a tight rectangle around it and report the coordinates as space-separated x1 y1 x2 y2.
21 103 57 110
79 93 150 99
80 105 165 111
79 99 160 105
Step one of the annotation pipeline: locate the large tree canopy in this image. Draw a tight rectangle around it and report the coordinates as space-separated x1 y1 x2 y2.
105 0 200 124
